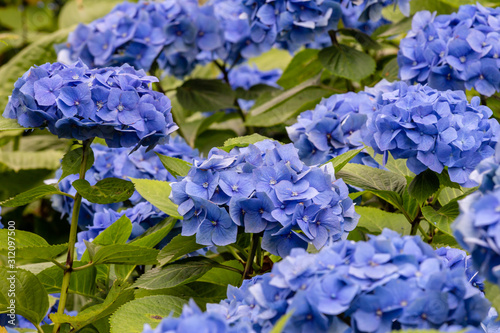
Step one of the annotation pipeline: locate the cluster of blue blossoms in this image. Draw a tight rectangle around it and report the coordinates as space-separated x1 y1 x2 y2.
3 61 177 149
59 0 412 78
169 140 359 256
363 81 500 186
59 0 340 78
51 136 199 258
453 143 500 285
143 230 490 333
286 90 377 166
398 4 500 96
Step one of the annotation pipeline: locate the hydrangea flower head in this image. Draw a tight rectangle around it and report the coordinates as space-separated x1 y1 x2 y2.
362 81 500 186
3 61 177 149
398 4 500 96
169 140 359 256
453 144 500 285
286 90 378 166
143 230 490 333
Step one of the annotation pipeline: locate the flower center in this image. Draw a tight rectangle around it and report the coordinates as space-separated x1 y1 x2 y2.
232 184 239 192
202 182 209 188
459 56 466 63
117 104 124 111
291 191 298 197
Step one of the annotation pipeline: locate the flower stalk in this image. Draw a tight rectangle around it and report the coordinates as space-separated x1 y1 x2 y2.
53 138 93 333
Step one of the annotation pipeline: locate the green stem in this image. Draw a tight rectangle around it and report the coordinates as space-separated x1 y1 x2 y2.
50 259 66 270
418 225 431 241
410 207 422 236
35 323 44 333
240 233 260 285
53 139 93 333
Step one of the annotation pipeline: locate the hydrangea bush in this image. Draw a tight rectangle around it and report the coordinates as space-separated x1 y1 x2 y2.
144 230 490 333
3 1 500 333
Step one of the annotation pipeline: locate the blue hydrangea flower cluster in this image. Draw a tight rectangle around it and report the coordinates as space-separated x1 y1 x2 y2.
398 4 500 96
58 0 223 77
51 136 199 258
286 90 378 166
453 144 500 285
362 81 500 187
59 0 342 78
169 140 359 256
227 65 282 112
3 61 177 148
142 230 490 333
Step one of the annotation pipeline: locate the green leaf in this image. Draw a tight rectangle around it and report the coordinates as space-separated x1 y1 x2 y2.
134 257 218 290
180 112 235 147
2 244 68 262
338 28 381 51
92 215 132 246
408 169 440 204
436 169 461 190
248 76 320 117
235 84 281 100
276 49 323 89
421 204 459 236
155 153 192 178
129 178 181 219
0 267 49 327
0 116 28 131
270 311 294 333
0 229 50 248
130 217 176 248
134 282 227 309
157 234 205 266
219 134 273 152
177 79 236 111
322 148 364 173
195 129 238 155
0 150 63 172
365 147 415 178
381 57 399 81
318 44 376 82
355 206 411 235
109 295 186 333
58 0 122 29
36 261 97 298
115 218 176 280
80 215 133 262
50 280 134 330
72 178 134 204
246 86 330 127
196 260 243 287
59 147 95 181
0 27 73 112
0 185 67 207
85 243 159 265
336 163 407 194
